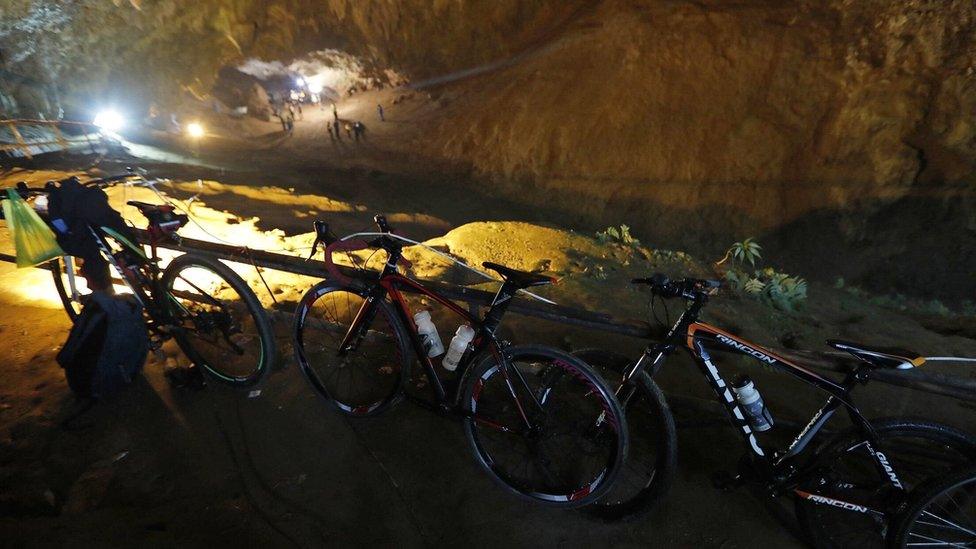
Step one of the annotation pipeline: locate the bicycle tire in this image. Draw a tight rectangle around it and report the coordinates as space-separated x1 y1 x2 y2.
50 256 83 321
162 253 275 387
888 463 976 548
461 344 628 508
795 417 976 549
293 281 411 416
574 348 678 521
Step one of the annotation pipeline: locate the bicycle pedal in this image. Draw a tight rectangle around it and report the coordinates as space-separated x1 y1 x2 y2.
711 470 742 491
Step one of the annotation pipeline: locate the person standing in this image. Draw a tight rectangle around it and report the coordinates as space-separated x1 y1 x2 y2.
333 119 342 141
377 103 385 121
284 108 295 133
332 103 338 123
353 121 366 142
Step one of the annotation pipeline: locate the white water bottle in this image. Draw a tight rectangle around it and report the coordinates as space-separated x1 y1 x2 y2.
413 311 444 357
731 375 774 432
442 325 476 371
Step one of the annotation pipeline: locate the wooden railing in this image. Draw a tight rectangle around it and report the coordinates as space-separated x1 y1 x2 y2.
5 228 973 402
0 119 111 159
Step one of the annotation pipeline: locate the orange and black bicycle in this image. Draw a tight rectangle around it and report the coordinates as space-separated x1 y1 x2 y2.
581 273 976 548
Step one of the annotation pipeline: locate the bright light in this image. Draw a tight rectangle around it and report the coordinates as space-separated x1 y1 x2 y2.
306 74 326 94
186 122 205 138
295 76 306 87
93 109 124 132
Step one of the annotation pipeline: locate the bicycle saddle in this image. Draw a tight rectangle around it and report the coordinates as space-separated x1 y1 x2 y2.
482 262 554 288
127 201 188 231
127 200 170 215
827 340 925 370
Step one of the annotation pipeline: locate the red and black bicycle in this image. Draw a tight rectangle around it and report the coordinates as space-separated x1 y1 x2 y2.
292 215 628 507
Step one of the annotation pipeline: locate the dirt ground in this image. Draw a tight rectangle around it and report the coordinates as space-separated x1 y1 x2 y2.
1 101 974 547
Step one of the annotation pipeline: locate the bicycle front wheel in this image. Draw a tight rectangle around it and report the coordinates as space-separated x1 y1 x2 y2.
293 282 411 416
574 348 677 521
461 345 628 508
50 256 88 320
795 418 976 549
162 254 275 386
889 464 976 548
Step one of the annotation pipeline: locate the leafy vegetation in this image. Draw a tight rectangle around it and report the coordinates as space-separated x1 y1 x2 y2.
651 249 692 263
716 237 763 268
717 238 807 311
596 224 640 248
724 267 808 311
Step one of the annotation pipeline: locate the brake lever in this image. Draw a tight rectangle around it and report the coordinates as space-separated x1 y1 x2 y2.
306 236 322 261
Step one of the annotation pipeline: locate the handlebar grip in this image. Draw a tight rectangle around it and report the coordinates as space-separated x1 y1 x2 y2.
373 214 392 233
313 220 336 245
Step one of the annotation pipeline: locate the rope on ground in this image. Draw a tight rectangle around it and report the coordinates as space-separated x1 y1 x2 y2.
208 394 303 548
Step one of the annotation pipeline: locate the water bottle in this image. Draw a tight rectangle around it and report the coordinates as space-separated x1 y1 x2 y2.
731 375 774 432
442 325 476 371
413 311 444 357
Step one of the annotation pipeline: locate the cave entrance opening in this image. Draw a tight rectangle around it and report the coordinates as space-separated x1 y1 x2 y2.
211 49 405 124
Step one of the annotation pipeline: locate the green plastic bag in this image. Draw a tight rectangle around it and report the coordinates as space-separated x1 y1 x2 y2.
2 188 63 268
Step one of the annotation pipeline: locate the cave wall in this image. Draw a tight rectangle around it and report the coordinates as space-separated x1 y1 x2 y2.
0 0 584 111
2 0 974 284
418 0 976 245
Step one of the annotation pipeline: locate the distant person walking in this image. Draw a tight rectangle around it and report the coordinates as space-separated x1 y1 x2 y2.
377 103 385 122
353 121 366 142
332 103 338 123
278 113 288 132
333 119 342 141
284 109 295 133
326 120 335 140
343 121 353 139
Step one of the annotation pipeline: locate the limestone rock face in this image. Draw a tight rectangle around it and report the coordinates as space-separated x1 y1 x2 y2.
1 0 974 292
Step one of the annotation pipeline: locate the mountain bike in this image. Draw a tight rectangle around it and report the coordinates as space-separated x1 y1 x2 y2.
888 462 976 547
293 214 628 507
579 273 976 548
3 173 275 386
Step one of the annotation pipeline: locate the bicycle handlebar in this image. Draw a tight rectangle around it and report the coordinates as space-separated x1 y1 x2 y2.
310 216 414 285
633 273 721 300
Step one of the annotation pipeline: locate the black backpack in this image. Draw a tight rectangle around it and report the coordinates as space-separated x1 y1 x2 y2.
56 292 149 399
46 176 136 261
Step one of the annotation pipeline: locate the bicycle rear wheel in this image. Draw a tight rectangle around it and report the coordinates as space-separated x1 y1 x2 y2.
574 349 677 521
461 345 628 508
162 253 275 386
889 464 976 548
293 281 411 416
795 418 976 549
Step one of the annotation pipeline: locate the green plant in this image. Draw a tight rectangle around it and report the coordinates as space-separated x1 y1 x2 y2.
596 224 640 248
724 265 808 311
652 249 691 263
716 237 762 268
744 278 766 295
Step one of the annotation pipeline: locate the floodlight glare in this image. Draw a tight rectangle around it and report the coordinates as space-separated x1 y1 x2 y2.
93 109 124 132
186 122 205 138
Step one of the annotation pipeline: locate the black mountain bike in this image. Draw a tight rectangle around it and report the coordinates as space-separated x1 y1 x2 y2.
889 462 976 547
3 174 275 386
292 215 628 507
580 273 976 548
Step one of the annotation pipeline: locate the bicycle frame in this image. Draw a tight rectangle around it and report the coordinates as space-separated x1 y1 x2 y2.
623 295 904 518
335 252 531 412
